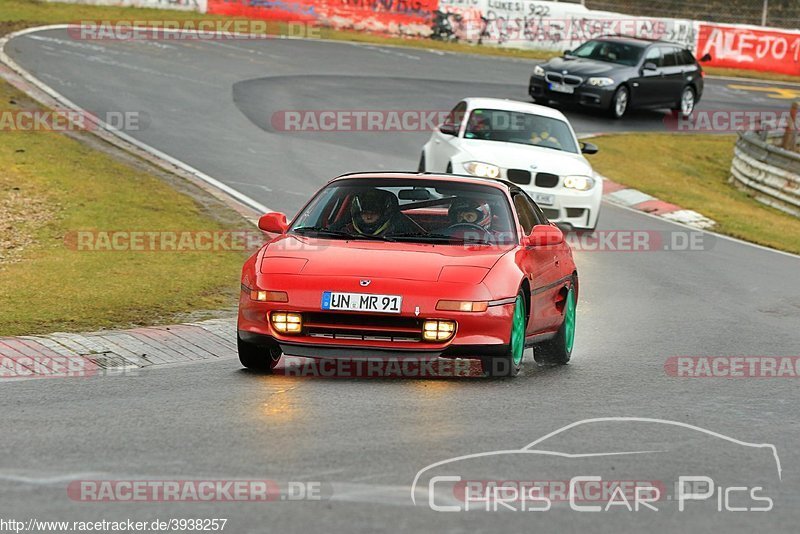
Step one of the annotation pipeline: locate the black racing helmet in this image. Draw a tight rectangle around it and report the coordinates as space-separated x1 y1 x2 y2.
448 198 492 230
351 189 399 235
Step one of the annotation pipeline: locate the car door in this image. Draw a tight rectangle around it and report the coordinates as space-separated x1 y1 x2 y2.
632 45 665 107
658 46 688 106
677 48 702 96
512 191 563 335
428 101 467 172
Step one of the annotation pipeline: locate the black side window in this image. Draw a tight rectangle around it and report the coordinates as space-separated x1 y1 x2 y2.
661 47 679 67
443 102 467 132
513 193 538 234
644 46 662 67
528 197 549 224
679 49 696 65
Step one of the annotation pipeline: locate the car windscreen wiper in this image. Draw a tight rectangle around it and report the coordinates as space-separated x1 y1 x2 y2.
291 227 354 239
292 227 396 242
389 232 460 243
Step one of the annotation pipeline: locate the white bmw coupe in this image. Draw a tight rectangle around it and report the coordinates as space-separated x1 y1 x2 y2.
419 98 602 231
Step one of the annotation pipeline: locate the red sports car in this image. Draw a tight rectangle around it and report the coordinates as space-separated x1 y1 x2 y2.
237 172 578 377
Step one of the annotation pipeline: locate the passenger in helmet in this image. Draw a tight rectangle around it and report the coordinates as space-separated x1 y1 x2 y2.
448 198 493 231
347 189 415 237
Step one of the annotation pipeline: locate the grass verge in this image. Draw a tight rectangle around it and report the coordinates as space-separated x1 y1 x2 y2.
590 133 800 255
3 0 800 82
0 80 250 336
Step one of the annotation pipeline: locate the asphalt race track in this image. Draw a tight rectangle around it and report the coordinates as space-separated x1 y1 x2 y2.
3 29 800 532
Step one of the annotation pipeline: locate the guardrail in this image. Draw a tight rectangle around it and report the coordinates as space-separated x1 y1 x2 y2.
730 129 800 218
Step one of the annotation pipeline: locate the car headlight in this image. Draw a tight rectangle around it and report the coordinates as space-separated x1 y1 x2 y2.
533 65 545 76
587 77 614 87
563 175 595 191
463 161 500 178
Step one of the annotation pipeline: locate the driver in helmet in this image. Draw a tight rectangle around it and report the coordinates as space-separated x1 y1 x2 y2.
346 189 415 237
448 198 493 231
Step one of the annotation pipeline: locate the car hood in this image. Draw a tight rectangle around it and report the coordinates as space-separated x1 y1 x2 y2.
455 139 592 176
259 235 513 282
543 57 630 77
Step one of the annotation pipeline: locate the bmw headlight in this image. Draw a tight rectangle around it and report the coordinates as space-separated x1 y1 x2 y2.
587 77 614 87
563 175 595 191
463 161 501 179
533 65 546 77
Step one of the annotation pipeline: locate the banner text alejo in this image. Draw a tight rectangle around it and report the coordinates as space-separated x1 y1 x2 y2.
68 20 321 41
665 356 800 378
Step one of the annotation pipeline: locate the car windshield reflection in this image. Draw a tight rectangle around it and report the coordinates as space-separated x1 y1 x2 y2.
289 178 519 246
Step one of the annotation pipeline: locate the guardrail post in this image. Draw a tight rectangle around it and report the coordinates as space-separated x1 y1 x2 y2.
780 101 799 152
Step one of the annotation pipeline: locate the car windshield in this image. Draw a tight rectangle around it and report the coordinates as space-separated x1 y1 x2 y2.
289 178 517 246
463 108 579 153
570 39 645 66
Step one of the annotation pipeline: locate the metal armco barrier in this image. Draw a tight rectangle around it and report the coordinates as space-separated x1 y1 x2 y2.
730 130 800 218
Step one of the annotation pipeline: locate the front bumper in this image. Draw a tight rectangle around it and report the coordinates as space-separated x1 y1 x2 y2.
524 184 602 230
529 75 616 110
239 330 510 360
238 277 516 360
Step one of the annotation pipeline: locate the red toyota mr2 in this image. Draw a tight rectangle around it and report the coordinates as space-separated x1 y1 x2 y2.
237 172 578 377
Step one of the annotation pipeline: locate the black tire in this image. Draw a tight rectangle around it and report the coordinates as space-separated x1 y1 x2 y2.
608 86 629 119
418 152 426 172
238 335 282 372
673 85 696 118
534 279 577 365
445 162 453 174
481 291 526 377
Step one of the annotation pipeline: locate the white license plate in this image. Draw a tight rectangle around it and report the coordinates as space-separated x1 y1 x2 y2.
321 291 402 314
549 83 574 94
533 193 555 206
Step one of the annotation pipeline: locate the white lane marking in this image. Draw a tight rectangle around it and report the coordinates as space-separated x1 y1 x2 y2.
604 188 655 207
226 180 274 193
0 472 107 485
0 25 271 216
358 44 421 61
660 209 716 229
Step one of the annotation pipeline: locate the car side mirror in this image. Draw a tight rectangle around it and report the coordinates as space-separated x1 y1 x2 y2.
523 224 564 247
700 53 712 62
258 212 288 234
580 142 598 155
563 49 572 57
439 123 457 136
642 62 658 71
